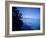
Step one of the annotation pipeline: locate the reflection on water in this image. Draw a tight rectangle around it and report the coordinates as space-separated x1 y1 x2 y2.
20 18 40 30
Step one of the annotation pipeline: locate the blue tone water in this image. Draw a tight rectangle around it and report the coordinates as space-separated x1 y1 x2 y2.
21 18 40 30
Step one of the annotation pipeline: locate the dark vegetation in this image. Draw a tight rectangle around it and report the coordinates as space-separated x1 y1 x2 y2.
12 7 23 31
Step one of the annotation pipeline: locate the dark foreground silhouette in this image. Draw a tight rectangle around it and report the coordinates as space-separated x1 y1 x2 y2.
12 7 23 31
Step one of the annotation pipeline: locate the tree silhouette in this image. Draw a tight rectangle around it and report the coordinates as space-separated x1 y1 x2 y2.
12 7 23 31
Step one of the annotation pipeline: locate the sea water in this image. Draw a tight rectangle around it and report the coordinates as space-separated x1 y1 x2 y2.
21 18 40 30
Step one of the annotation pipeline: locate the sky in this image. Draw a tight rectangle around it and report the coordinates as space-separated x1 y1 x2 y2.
13 7 40 19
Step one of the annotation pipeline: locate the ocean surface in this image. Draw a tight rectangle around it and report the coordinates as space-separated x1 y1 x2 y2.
21 18 40 30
